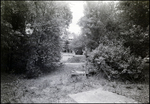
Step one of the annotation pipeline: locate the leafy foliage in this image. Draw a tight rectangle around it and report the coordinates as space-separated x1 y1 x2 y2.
116 1 149 29
116 1 149 58
1 1 72 78
86 41 145 82
69 35 86 53
79 1 119 50
1 1 30 73
79 1 149 82
121 25 149 58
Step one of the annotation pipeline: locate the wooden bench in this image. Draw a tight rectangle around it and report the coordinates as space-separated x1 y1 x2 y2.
71 70 97 79
71 70 87 78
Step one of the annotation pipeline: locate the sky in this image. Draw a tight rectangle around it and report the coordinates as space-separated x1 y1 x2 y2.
66 1 85 35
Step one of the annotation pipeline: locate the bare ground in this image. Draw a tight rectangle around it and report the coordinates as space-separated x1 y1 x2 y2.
1 53 149 103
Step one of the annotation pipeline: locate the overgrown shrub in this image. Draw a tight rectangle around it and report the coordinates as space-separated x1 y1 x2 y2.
1 1 72 78
121 25 149 58
86 41 145 82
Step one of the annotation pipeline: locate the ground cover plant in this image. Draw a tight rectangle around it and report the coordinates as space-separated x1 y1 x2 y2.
1 1 149 103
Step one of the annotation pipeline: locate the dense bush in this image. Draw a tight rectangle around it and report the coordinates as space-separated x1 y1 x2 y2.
1 1 72 78
1 1 29 74
116 1 149 58
79 1 149 82
86 41 145 82
121 25 149 58
117 1 149 30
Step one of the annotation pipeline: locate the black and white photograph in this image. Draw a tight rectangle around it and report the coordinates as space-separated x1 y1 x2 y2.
1 1 149 103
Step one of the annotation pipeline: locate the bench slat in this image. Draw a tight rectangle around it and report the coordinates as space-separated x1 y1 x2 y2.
71 71 86 75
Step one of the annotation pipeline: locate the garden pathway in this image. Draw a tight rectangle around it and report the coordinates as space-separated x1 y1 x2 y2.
61 53 137 103
1 53 141 103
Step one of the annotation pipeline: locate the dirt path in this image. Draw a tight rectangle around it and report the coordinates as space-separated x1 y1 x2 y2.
1 53 149 103
1 53 90 103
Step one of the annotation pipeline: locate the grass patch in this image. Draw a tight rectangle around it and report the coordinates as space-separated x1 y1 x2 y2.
93 73 149 103
1 62 149 103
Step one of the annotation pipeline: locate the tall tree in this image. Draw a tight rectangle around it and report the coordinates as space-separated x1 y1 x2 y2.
117 1 149 30
79 1 118 50
1 1 72 77
1 1 30 73
116 1 149 57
